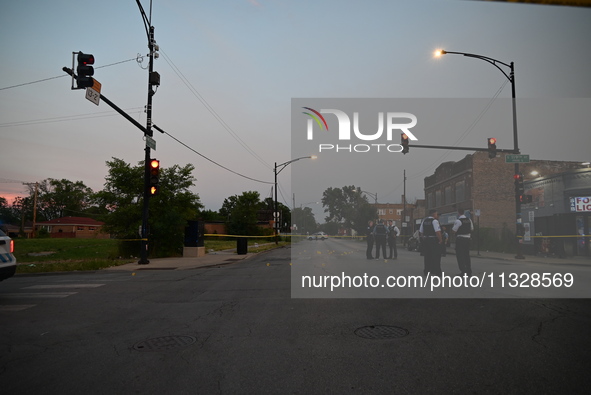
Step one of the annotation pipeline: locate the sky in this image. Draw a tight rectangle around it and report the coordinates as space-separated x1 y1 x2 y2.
1 0 590 221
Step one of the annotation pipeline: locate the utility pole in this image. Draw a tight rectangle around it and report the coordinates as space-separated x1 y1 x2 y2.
136 0 160 265
402 169 406 246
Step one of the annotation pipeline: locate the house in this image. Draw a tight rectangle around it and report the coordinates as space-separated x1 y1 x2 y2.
36 216 109 239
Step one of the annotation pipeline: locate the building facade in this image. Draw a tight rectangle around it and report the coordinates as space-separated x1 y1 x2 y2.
521 168 591 257
424 152 585 252
36 216 109 239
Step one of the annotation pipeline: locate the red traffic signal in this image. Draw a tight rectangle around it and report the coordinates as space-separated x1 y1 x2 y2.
401 133 409 154
76 52 95 88
487 137 497 159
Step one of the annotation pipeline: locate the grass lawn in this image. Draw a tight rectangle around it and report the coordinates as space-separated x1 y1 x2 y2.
14 237 289 274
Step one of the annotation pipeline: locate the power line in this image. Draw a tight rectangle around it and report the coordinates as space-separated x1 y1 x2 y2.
153 124 273 185
0 57 137 91
0 108 144 128
159 49 272 170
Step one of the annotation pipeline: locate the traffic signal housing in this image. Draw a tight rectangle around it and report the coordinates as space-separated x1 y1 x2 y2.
401 133 409 154
149 159 160 195
76 52 95 88
519 194 533 204
514 173 524 196
487 137 497 159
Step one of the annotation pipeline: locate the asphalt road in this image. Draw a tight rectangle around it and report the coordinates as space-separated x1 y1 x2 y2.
1 242 590 394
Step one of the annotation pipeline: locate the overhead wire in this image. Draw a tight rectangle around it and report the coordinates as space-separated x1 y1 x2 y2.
159 49 272 170
154 124 273 185
0 58 138 91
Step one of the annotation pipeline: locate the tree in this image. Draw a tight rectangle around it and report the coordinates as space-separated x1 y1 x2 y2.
321 185 377 235
220 191 270 236
292 206 317 234
95 157 202 256
261 197 291 233
25 179 94 221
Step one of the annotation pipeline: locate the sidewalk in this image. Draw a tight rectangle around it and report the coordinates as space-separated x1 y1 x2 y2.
444 247 591 266
106 249 256 271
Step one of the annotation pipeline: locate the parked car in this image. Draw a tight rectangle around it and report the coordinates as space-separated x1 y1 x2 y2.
308 232 328 240
0 229 17 281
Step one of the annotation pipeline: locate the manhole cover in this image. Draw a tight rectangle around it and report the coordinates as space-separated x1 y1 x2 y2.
133 335 196 351
354 325 409 339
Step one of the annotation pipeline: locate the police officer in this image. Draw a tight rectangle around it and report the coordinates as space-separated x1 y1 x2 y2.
373 219 388 260
419 209 443 276
366 220 375 260
452 208 474 276
387 220 400 259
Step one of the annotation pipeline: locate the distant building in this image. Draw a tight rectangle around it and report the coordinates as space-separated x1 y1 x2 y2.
35 216 109 239
371 198 418 242
424 151 586 254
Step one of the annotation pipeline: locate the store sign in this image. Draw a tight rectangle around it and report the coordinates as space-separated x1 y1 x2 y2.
570 197 591 212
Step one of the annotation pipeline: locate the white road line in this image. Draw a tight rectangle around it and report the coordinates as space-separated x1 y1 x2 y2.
1 292 78 298
23 284 105 289
0 305 37 312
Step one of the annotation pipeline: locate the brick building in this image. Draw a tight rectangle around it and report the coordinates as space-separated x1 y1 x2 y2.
36 216 109 239
424 151 584 241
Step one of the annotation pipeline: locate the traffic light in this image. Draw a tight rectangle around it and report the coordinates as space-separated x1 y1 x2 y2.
401 133 409 154
519 195 533 204
514 173 524 195
76 52 95 88
149 159 160 195
487 137 497 159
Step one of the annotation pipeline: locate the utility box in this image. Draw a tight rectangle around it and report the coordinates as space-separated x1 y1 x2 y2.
237 238 248 255
184 221 204 247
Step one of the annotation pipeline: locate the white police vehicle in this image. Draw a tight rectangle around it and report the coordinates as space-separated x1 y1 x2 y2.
308 232 328 240
0 229 17 281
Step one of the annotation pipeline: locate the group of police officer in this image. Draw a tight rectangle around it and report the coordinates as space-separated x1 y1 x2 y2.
419 207 474 277
365 208 474 277
365 219 400 260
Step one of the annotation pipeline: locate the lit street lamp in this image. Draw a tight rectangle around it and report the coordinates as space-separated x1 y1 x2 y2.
274 156 316 244
435 49 525 259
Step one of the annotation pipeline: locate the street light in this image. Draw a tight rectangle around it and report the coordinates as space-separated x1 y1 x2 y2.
436 49 525 259
274 156 316 244
358 189 378 205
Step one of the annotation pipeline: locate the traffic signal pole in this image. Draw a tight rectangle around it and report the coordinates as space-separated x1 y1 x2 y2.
138 25 156 265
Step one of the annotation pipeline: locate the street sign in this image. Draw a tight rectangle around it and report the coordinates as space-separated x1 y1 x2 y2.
505 154 530 163
85 87 100 106
146 135 156 150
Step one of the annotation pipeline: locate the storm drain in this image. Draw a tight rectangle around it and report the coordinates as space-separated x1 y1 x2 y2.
133 335 196 351
354 325 409 340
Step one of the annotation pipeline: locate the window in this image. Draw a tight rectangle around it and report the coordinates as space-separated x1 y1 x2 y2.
445 186 452 204
397 209 402 216
435 190 442 207
456 181 465 203
427 193 434 209
378 209 386 216
389 209 394 214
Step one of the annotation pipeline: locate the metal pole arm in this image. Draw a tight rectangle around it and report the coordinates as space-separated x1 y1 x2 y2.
442 50 512 82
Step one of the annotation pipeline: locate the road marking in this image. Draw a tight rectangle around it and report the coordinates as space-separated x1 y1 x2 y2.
1 292 78 298
23 284 105 289
0 305 36 312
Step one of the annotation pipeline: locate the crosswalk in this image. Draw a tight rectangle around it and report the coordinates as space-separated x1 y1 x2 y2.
0 283 105 312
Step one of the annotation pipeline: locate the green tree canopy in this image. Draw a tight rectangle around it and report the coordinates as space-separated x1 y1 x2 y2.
321 185 377 235
95 157 202 256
